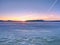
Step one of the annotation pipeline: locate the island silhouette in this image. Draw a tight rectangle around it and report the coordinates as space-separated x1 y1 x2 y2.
0 20 60 22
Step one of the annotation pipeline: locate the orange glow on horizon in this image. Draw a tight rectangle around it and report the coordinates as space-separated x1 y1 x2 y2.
0 15 60 21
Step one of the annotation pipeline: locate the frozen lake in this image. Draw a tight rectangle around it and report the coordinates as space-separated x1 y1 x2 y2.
0 22 60 45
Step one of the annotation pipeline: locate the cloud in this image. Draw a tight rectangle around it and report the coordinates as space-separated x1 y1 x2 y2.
48 0 58 12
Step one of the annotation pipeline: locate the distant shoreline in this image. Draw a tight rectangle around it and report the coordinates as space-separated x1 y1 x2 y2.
0 20 60 22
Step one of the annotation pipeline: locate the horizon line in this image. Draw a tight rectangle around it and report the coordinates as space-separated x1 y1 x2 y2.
0 19 60 21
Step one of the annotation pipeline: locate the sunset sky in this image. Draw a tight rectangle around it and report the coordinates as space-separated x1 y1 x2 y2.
0 0 60 21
